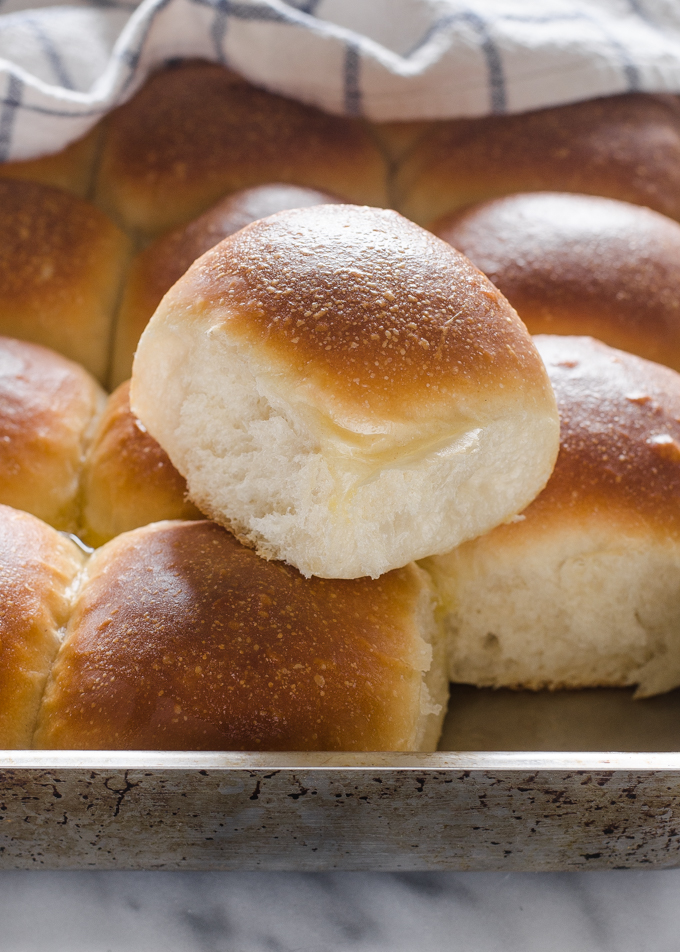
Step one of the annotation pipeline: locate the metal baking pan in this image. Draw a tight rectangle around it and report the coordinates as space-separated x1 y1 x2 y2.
2 685 680 872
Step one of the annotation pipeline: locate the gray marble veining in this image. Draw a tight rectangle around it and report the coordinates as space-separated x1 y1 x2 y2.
0 870 679 951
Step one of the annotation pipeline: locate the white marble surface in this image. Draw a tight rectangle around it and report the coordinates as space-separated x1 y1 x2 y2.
1 869 679 951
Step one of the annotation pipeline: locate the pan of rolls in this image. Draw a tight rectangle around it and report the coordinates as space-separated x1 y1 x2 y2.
2 60 680 872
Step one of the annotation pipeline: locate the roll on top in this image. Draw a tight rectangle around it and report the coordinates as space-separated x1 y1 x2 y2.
182 204 549 421
434 192 680 372
132 204 559 579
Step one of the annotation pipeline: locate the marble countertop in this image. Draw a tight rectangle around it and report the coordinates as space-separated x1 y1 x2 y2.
1 869 679 951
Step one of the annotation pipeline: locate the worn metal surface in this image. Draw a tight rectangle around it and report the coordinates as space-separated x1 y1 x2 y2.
1 750 680 871
4 687 680 871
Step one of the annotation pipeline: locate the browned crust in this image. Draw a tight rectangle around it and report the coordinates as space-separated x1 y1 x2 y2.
397 94 680 225
0 179 131 382
35 521 429 751
496 336 680 538
0 125 103 198
0 336 104 531
95 61 388 237
433 192 680 373
80 381 203 547
169 204 552 420
111 184 342 387
0 504 84 748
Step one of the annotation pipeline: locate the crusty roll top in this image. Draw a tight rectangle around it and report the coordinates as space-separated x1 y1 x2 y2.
0 179 119 302
35 521 446 751
0 179 130 382
516 336 680 536
397 93 680 226
96 62 388 236
434 193 680 372
162 204 553 428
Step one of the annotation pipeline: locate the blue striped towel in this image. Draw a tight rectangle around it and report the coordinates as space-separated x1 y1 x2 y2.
1 0 680 162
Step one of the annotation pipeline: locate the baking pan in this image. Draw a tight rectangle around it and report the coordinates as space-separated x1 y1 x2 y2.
2 685 680 872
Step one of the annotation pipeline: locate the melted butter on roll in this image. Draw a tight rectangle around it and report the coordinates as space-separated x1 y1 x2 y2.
132 205 559 579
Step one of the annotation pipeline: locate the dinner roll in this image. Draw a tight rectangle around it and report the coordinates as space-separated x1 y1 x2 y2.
0 504 85 748
423 336 680 698
0 126 102 198
433 193 680 372
132 204 559 579
34 520 447 752
0 180 131 382
0 336 105 532
111 184 342 387
95 61 388 239
80 380 202 547
396 93 680 226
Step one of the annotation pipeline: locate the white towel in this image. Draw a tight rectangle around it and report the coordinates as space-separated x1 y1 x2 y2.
2 0 680 161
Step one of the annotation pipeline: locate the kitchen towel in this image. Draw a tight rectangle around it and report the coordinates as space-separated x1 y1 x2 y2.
2 0 680 161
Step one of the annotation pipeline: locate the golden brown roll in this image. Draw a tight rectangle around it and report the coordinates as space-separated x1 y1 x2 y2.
0 126 102 198
131 204 559 580
424 335 680 698
111 183 342 388
95 61 388 239
433 192 680 372
396 93 680 226
0 336 105 532
0 504 85 748
79 380 202 547
0 180 131 383
34 520 447 752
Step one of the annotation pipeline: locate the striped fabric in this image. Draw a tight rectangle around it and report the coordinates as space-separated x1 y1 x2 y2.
1 0 680 161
